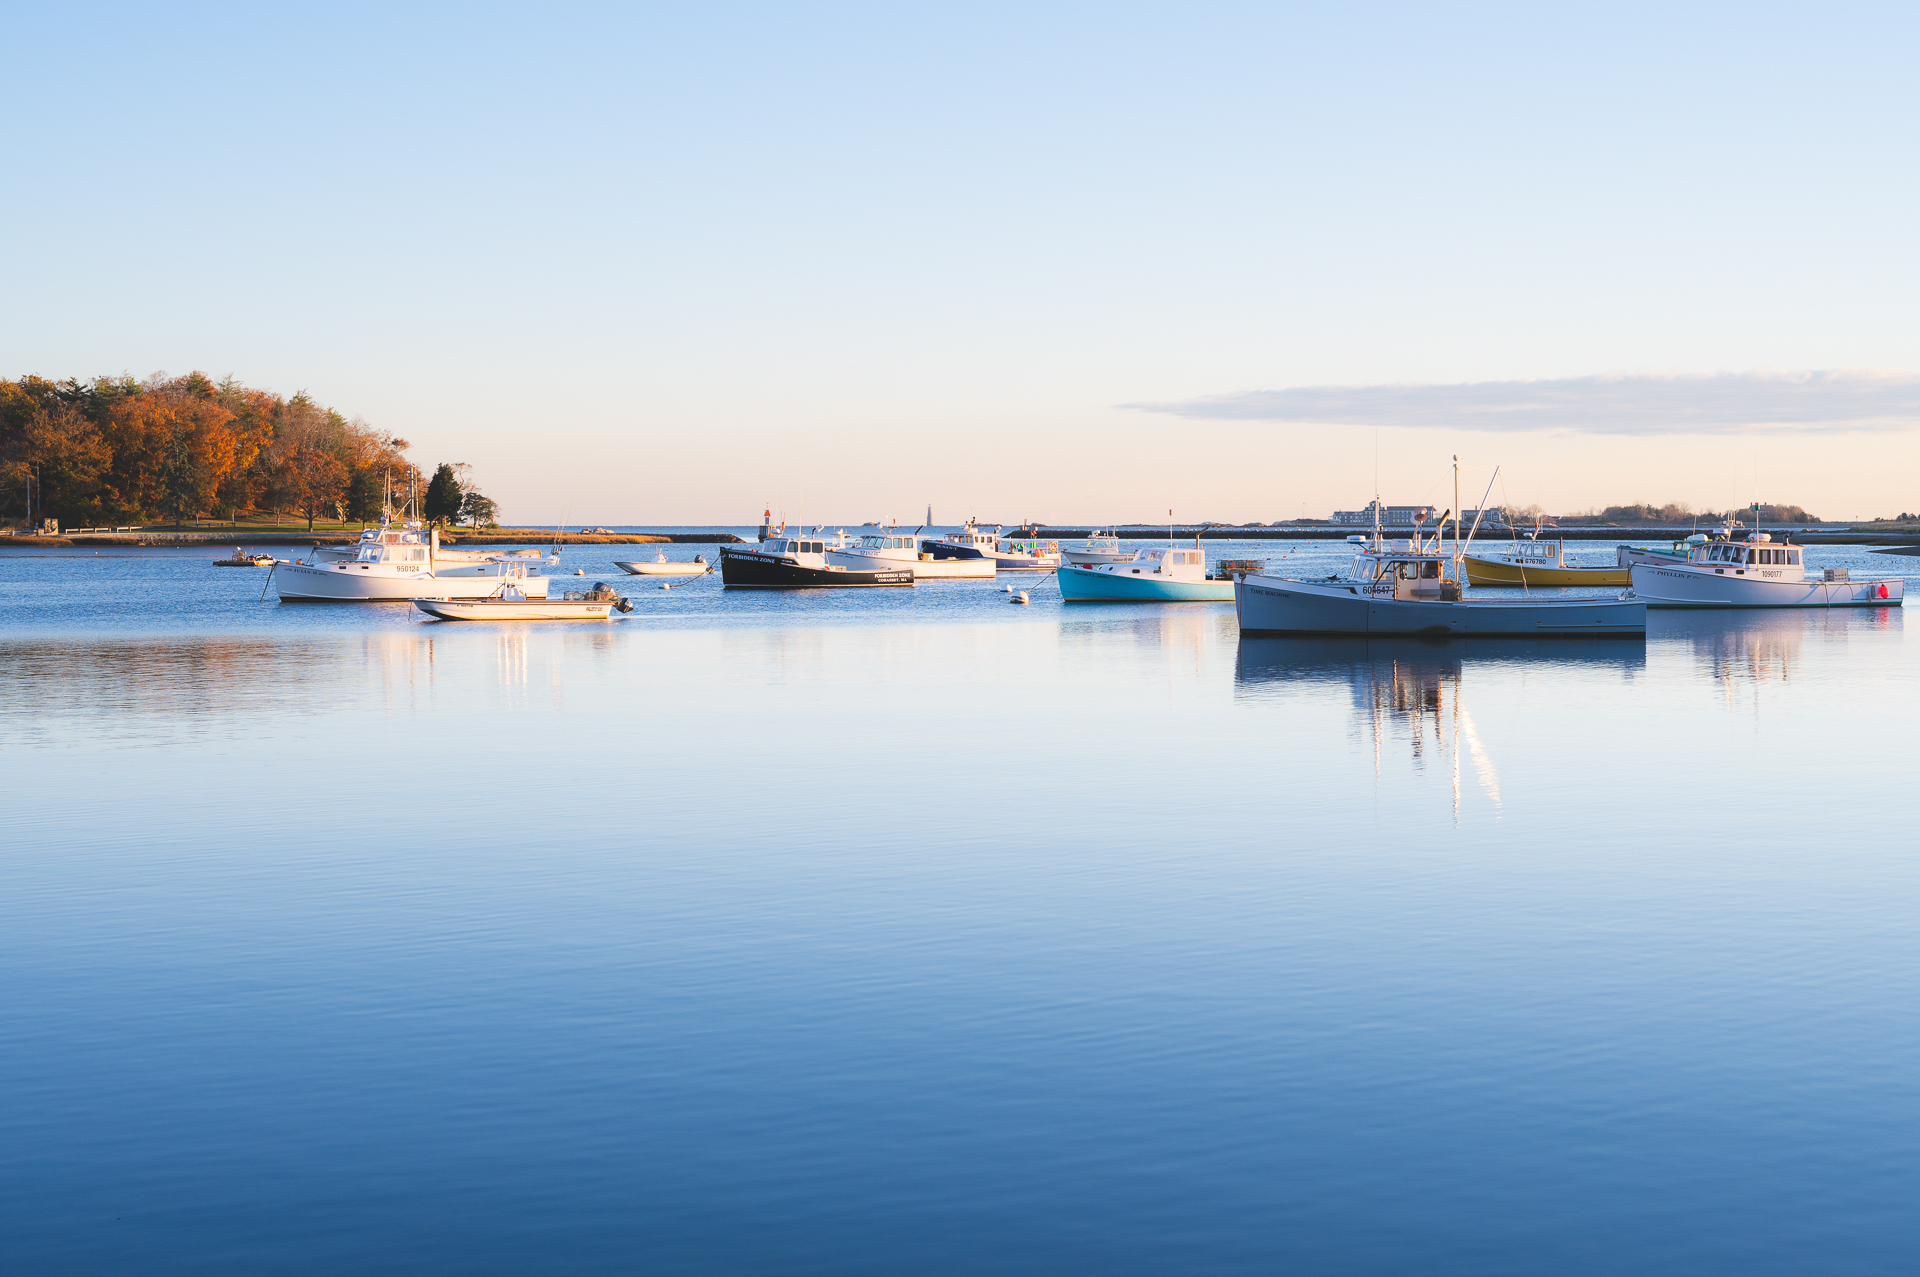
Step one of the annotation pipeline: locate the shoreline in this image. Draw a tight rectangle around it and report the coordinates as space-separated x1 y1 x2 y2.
0 531 744 549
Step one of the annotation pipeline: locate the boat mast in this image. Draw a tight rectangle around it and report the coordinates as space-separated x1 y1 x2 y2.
1452 456 1460 580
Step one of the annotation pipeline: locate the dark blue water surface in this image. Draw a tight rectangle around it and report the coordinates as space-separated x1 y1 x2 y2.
3 541 1918 1274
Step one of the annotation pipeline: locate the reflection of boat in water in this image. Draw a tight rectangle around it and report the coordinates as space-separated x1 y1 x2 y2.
1237 540 1645 636
1236 635 1647 692
1236 635 1645 820
1630 534 1906 607
1463 537 1630 586
1652 605 1902 685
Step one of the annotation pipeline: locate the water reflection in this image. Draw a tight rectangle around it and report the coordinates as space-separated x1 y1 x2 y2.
1236 637 1646 822
1651 606 1904 686
0 635 359 750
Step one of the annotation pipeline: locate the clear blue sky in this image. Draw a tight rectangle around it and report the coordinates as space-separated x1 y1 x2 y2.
7 2 1917 522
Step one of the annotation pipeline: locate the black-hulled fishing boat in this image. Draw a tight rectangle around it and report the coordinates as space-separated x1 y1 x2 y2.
719 534 914 588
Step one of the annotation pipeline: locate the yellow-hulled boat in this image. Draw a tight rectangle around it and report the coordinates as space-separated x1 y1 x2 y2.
1463 538 1630 587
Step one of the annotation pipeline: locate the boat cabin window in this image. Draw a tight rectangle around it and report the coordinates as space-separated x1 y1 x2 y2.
1397 561 1440 580
357 546 383 562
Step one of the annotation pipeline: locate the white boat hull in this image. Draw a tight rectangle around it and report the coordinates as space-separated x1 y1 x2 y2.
1629 563 1905 608
1060 548 1134 565
990 554 1059 572
828 549 996 579
412 597 612 620
1235 574 1645 636
614 560 710 576
275 561 552 601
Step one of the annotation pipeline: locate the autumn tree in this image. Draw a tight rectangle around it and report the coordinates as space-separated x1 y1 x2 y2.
284 446 350 531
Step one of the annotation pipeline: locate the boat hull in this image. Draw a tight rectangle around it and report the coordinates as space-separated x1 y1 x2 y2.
1463 557 1630 587
275 561 552 601
412 598 614 620
614 560 709 576
1235 575 1645 636
828 549 996 579
1060 548 1133 565
718 552 913 588
1058 565 1235 602
1628 564 1906 608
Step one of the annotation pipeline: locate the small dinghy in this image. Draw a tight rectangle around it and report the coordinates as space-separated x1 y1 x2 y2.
412 581 635 621
614 551 710 576
213 548 276 567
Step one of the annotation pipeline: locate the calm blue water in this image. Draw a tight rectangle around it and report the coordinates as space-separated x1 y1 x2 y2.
4 541 1918 1274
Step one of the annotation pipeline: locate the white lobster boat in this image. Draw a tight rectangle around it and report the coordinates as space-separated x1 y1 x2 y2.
828 527 996 579
1627 535 1905 607
1061 532 1132 566
274 522 551 601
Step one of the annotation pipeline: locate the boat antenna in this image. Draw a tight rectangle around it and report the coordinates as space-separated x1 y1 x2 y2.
1459 467 1501 575
1449 456 1458 575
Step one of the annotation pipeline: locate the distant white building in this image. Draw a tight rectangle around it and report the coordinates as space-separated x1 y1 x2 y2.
1331 501 1504 527
1331 501 1435 526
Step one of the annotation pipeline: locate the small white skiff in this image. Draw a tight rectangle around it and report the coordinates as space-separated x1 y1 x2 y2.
614 551 709 576
412 582 634 621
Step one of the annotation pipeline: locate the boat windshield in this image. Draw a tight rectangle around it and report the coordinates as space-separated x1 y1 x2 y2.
357 546 384 562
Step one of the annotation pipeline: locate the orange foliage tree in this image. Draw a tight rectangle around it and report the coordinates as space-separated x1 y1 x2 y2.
0 372 409 527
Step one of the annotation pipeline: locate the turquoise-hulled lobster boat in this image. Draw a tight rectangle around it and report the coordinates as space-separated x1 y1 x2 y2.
1057 546 1239 602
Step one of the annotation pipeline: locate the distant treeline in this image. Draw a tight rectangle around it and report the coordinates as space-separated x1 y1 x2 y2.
1553 502 1819 525
0 372 488 530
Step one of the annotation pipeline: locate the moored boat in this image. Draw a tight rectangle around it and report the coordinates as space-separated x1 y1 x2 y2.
1061 532 1132 566
413 581 633 621
1463 537 1630 586
923 520 1061 571
718 535 914 588
614 551 710 576
1627 534 1905 607
213 548 276 567
828 526 995 579
1058 545 1237 601
1236 541 1645 636
275 522 552 601
1616 533 1711 568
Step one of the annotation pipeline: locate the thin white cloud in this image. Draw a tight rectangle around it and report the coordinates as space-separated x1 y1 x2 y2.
1126 371 1920 436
